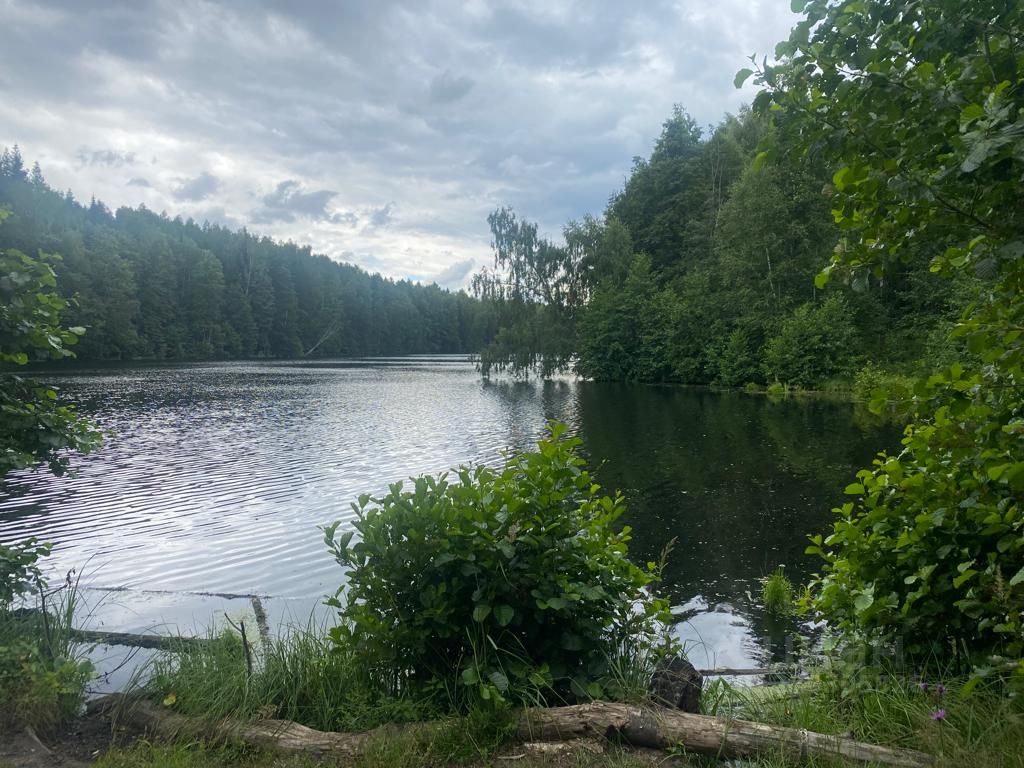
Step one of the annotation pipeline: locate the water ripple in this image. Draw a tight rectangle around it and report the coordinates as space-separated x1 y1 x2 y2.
0 358 568 599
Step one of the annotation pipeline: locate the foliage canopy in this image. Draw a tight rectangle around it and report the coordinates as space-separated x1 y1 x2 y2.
750 0 1024 663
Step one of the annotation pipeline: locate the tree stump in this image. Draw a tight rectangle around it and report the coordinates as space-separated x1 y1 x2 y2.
649 655 702 713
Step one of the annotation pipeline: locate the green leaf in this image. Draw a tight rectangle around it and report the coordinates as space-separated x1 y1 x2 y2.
961 139 994 173
488 670 510 692
853 593 874 613
953 570 977 588
832 166 851 190
1009 566 1024 588
959 104 985 126
734 68 754 89
494 604 514 627
472 604 491 622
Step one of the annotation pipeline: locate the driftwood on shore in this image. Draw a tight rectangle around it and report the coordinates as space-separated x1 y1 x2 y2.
93 694 933 767
90 695 390 758
518 701 933 767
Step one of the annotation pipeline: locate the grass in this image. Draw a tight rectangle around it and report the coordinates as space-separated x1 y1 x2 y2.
699 667 1024 768
852 363 916 403
118 618 673 767
95 668 1024 768
145 608 670 732
760 566 794 616
130 620 1024 768
94 739 666 768
0 569 94 733
147 620 433 733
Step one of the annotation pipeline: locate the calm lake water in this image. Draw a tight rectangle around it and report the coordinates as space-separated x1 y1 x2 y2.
0 357 895 677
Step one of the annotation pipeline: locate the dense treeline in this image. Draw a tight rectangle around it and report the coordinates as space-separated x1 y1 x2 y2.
475 107 975 389
0 148 496 361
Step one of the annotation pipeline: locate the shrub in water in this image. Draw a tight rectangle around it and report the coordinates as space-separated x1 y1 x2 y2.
760 566 794 616
324 423 670 705
851 363 914 406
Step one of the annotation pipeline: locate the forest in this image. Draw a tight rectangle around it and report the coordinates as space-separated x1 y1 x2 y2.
0 149 496 361
2 101 972 391
472 107 976 389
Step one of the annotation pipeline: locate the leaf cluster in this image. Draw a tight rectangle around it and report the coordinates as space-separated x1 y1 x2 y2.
0 229 102 475
754 0 1024 665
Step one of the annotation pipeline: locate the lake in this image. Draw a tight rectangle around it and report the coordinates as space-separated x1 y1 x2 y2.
0 357 894 683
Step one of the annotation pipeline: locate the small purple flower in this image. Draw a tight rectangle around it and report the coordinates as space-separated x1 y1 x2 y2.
931 708 946 721
918 681 929 692
935 684 945 696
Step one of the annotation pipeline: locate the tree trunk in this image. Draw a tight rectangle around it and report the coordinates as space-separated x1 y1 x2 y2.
90 696 393 758
518 702 933 767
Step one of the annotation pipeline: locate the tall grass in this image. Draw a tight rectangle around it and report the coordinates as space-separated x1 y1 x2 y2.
147 619 432 733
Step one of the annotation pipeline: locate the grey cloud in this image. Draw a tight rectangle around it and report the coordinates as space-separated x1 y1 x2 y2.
173 172 220 202
127 177 151 187
429 70 474 104
368 202 394 229
75 148 136 167
193 206 241 230
340 249 388 273
431 258 475 288
253 180 346 224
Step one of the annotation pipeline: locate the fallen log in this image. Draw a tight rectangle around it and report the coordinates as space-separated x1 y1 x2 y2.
518 702 933 767
90 695 389 758
94 694 933 767
71 629 211 651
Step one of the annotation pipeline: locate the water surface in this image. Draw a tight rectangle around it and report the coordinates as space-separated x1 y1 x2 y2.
0 358 894 674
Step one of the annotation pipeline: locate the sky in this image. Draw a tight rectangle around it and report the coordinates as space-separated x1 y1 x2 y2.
0 0 799 288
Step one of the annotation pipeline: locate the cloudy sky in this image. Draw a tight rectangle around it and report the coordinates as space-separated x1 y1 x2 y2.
1 0 798 288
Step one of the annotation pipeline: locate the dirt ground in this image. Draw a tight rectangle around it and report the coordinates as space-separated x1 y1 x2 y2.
0 712 139 768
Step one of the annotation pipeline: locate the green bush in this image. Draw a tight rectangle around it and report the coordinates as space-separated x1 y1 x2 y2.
763 295 859 389
0 544 93 732
807 359 1024 664
851 363 914 405
0 622 93 732
757 0 1024 674
324 423 670 705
